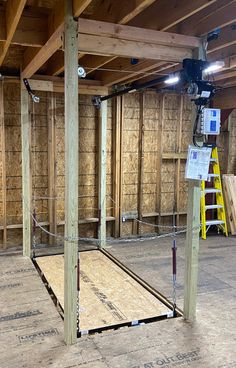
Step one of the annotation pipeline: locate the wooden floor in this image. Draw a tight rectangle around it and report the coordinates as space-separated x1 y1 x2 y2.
1 235 236 368
36 251 170 331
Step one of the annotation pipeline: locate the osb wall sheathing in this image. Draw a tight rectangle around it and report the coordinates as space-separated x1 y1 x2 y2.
0 83 234 248
121 92 193 236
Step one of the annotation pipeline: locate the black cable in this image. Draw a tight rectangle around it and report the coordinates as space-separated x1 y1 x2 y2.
193 106 204 147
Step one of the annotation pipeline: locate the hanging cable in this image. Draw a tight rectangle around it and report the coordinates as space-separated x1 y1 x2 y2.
193 105 204 147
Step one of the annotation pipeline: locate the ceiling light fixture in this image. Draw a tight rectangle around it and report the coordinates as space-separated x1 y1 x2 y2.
165 75 180 85
203 61 225 74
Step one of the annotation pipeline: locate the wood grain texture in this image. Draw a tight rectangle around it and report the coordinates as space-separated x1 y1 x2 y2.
36 251 170 331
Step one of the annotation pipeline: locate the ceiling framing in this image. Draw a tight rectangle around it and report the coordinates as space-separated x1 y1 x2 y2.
0 0 235 101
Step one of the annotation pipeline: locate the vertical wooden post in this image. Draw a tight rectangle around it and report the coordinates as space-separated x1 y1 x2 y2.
48 92 57 245
175 95 183 226
21 84 32 257
138 92 145 235
183 179 200 320
64 0 78 345
119 96 124 237
183 43 205 321
157 94 164 228
98 101 107 248
112 96 121 237
0 81 7 248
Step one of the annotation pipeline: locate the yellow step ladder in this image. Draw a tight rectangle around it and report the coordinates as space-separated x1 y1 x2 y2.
200 146 228 240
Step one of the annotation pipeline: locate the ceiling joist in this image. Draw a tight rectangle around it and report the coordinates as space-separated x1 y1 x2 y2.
21 0 93 78
0 0 27 66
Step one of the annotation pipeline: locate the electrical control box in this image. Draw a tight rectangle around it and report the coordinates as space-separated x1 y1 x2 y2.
201 108 221 135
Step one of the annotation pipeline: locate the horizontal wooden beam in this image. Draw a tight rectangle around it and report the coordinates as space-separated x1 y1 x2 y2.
6 77 109 95
78 18 200 49
78 33 193 62
162 152 187 160
47 17 199 77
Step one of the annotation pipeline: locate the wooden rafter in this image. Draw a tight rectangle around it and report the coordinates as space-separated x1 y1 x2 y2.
96 60 169 87
0 0 27 66
86 0 157 24
21 0 92 78
179 0 236 36
129 0 217 30
207 24 236 53
0 9 47 47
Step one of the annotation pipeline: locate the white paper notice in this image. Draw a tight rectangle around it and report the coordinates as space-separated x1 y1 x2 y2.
185 145 212 181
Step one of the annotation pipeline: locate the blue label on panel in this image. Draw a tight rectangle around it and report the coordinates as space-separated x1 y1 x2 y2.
191 151 198 159
210 120 216 132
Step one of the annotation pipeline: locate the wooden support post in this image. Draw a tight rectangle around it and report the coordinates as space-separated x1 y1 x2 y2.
138 92 145 235
175 95 184 227
112 96 121 237
98 100 107 248
64 0 79 345
0 81 7 248
157 94 165 229
119 96 124 237
21 84 32 257
183 179 200 320
183 43 205 321
48 92 57 245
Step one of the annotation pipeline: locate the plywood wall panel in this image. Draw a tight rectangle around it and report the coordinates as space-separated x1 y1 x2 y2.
1 82 233 246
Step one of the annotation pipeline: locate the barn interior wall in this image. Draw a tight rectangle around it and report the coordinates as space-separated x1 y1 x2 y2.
0 81 235 249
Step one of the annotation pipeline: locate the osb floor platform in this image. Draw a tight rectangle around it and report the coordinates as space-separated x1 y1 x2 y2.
1 235 236 368
36 251 170 331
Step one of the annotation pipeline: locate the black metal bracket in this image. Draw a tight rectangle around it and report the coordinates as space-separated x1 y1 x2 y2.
23 78 40 103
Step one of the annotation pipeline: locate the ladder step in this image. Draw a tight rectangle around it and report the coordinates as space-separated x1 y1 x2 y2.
210 158 218 163
207 174 220 178
204 189 221 194
205 220 225 226
205 205 223 210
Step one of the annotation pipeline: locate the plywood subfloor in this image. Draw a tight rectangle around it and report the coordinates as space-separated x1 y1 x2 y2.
36 250 170 331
